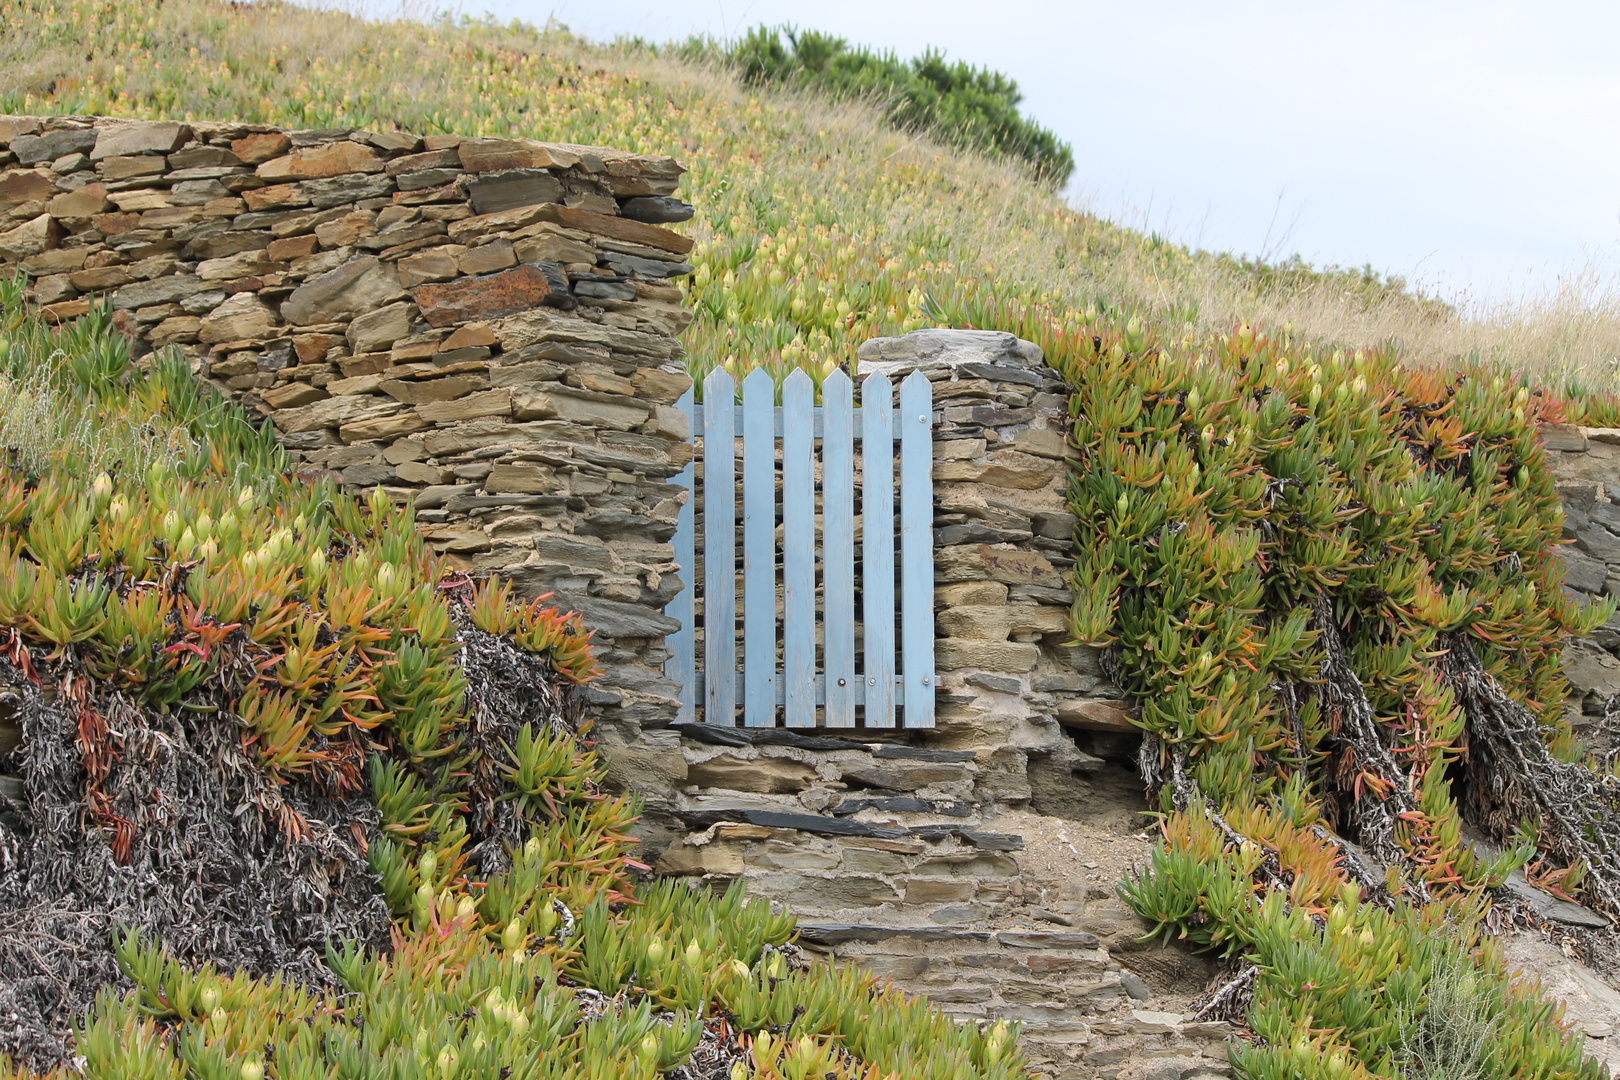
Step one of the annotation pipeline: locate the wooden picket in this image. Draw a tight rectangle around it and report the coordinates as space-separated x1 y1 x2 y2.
664 367 934 728
701 368 736 727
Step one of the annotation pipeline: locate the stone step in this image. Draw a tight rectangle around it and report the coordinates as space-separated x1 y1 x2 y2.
795 918 1236 1080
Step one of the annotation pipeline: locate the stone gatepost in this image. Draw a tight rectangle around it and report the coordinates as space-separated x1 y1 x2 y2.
857 330 1138 815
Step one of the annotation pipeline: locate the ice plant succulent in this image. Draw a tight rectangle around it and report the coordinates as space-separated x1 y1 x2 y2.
992 304 1620 1079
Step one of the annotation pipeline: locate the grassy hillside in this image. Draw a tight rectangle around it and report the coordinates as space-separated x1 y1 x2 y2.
4 0 1619 400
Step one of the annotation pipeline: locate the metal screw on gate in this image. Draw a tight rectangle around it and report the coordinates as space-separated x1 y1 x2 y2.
837 678 846 687
919 414 927 423
868 676 876 685
922 676 931 685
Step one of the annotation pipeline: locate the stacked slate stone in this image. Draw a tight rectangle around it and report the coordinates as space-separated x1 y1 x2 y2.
1540 423 1620 755
0 113 697 728
856 331 1133 742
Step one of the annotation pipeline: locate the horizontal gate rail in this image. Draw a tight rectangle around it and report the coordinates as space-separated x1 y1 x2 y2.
665 366 934 729
691 673 909 707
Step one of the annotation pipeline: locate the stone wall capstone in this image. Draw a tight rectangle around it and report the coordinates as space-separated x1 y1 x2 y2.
0 112 697 728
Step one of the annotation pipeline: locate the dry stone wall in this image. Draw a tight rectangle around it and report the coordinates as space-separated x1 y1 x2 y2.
0 113 697 726
1541 422 1620 754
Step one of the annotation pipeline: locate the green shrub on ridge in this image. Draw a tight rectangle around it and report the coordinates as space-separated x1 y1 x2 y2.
678 24 1075 186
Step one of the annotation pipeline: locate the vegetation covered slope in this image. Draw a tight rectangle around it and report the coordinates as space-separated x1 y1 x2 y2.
1028 311 1619 1080
0 288 1024 1080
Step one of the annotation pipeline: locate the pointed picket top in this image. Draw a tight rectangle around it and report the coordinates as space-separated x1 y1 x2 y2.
821 365 852 402
741 365 774 400
703 364 735 405
783 366 814 401
863 369 893 404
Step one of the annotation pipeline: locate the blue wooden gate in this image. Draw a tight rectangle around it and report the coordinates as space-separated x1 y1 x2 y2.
664 366 935 728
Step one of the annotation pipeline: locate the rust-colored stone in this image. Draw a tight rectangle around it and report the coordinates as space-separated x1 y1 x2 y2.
257 141 384 181
262 382 329 410
97 211 141 235
266 234 320 262
41 298 90 322
1055 698 1136 733
243 183 308 211
292 333 343 365
340 354 394 378
457 139 576 173
411 262 574 327
0 169 53 206
231 132 292 165
441 322 498 350
535 204 694 255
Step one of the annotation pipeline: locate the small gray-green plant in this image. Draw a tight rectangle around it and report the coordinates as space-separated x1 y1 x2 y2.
1390 937 1505 1080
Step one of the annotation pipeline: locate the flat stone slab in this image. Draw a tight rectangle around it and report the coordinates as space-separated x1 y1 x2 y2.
960 830 1026 851
832 796 974 818
796 923 993 946
871 745 977 763
670 722 871 754
676 807 909 839
996 931 1102 949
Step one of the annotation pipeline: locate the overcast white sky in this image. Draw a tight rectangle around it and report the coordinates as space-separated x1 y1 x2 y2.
454 1 1620 307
